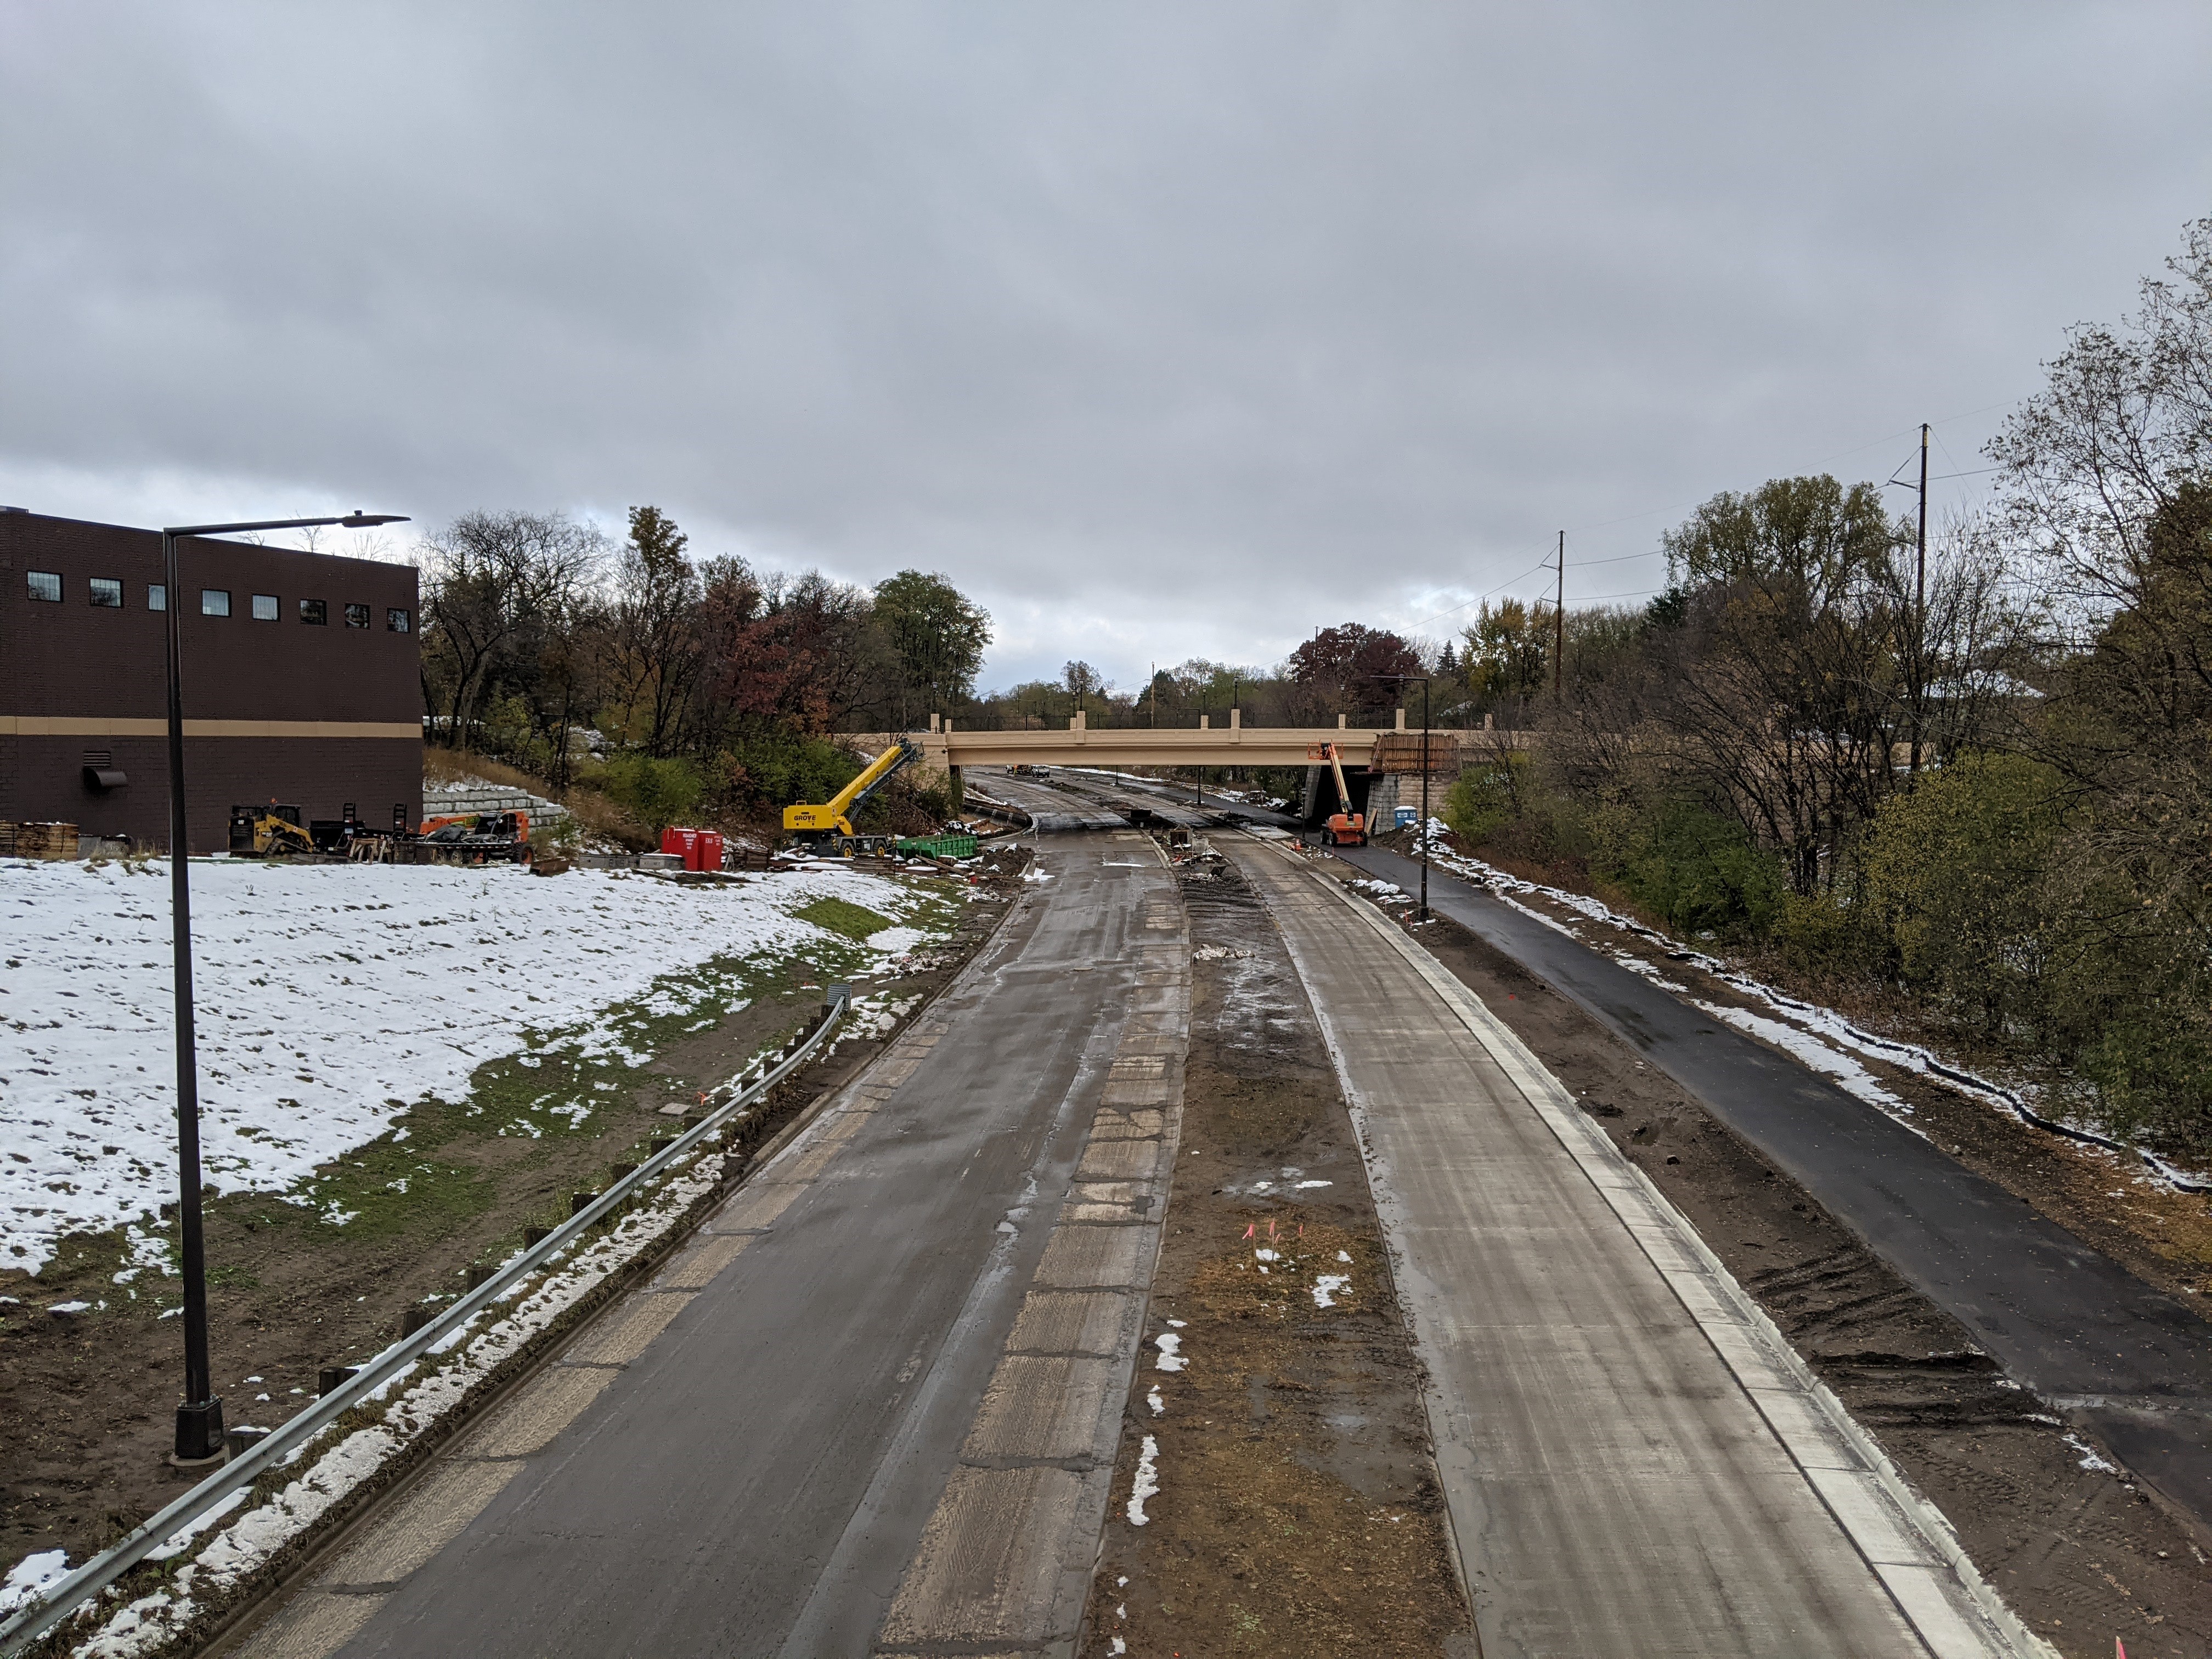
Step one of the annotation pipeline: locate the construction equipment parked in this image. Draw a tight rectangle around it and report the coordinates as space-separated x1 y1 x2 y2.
783 737 921 855
414 810 532 864
1306 743 1367 847
228 803 315 857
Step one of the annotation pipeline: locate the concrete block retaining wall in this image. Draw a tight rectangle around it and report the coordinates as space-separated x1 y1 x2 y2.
422 783 573 833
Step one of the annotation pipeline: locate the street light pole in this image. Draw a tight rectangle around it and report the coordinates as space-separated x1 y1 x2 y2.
1418 676 1430 922
1370 672 1431 922
161 511 406 1464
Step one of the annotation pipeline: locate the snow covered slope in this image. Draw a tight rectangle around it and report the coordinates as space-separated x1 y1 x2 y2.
1 859 930 1274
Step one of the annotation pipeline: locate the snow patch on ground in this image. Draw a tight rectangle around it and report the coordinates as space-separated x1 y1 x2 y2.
0 1549 69 1616
1610 952 1689 993
1153 1331 1185 1371
1416 843 2212 1190
2063 1432 2119 1474
1127 1435 1161 1526
0 859 926 1273
1692 1002 1928 1138
1313 1274 1350 1308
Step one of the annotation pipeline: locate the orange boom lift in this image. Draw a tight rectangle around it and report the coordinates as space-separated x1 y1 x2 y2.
1307 742 1367 847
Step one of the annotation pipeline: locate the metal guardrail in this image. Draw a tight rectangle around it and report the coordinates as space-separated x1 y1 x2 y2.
0 985 851 1656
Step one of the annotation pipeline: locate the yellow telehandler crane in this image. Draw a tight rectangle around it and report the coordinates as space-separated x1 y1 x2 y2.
783 736 922 855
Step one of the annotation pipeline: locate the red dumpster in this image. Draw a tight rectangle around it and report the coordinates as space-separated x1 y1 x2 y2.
660 827 699 868
696 830 725 873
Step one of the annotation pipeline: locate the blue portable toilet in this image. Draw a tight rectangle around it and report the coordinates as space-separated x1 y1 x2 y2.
1394 805 1418 830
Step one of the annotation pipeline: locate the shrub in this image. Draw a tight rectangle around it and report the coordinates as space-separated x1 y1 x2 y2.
1442 755 1528 845
1857 754 2063 1036
599 754 704 830
1591 797 1787 939
715 735 864 812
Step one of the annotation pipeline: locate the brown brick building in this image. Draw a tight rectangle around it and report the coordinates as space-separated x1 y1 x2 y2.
0 510 421 852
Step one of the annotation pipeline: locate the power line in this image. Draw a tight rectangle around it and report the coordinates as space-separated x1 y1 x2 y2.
1563 586 1663 603
1410 394 2029 633
1406 553 1556 630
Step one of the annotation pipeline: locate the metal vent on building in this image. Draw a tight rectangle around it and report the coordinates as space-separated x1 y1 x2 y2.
82 749 112 768
82 751 127 791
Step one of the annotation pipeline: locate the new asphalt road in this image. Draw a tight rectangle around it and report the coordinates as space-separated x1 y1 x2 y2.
236 831 1187 1659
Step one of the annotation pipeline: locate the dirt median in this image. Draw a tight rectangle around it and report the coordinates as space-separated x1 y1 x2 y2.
1084 847 1473 1659
1329 867 2212 1659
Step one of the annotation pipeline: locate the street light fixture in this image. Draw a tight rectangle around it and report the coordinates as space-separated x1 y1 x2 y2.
1370 673 1432 923
161 512 407 1464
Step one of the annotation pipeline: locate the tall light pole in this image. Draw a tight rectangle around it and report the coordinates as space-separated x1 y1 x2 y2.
161 511 407 1463
1372 672 1431 922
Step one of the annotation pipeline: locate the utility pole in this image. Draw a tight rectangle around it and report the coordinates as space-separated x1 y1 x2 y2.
1554 530 1566 700
1912 422 1928 775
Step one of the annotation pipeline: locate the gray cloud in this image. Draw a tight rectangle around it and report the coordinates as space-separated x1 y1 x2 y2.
4 1 2208 687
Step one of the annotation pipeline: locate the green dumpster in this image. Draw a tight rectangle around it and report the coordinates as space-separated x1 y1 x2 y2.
895 834 979 860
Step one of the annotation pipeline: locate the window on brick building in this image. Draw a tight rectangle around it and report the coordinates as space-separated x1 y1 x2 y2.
89 578 122 607
251 594 278 621
344 603 370 628
387 608 411 633
201 589 230 617
27 571 60 601
300 598 327 625
149 584 167 610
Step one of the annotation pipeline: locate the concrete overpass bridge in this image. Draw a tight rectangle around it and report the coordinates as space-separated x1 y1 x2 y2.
840 712 1532 823
847 709 1528 775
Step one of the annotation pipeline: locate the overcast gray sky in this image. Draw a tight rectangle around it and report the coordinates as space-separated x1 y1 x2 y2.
4 3 2208 691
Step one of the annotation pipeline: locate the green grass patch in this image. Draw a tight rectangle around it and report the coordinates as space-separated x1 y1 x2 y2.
794 896 898 939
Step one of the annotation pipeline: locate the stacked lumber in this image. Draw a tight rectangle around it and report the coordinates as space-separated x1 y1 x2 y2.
1 821 81 860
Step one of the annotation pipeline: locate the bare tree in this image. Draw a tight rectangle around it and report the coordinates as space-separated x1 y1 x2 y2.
1990 216 2212 631
417 510 607 750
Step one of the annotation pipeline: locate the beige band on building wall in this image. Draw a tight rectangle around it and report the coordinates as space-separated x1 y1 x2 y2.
0 717 422 740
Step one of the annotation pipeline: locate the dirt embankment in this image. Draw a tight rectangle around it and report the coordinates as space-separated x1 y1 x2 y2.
1348 878 2212 1659
0 857 1027 1585
1085 850 1473 1659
